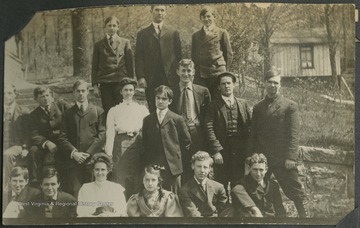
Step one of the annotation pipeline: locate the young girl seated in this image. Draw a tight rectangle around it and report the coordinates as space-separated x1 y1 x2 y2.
127 165 183 217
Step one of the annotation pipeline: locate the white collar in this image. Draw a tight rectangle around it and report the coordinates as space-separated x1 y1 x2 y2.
156 108 168 116
194 176 207 186
179 82 193 91
152 22 164 29
106 33 119 40
11 190 18 198
76 101 89 110
221 95 235 105
203 24 215 32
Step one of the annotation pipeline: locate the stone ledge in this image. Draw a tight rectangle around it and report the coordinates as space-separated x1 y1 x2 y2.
299 146 354 166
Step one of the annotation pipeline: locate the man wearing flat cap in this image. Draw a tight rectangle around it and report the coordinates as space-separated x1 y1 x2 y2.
204 72 251 195
247 69 306 217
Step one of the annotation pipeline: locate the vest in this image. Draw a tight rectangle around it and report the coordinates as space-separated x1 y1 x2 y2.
226 102 240 137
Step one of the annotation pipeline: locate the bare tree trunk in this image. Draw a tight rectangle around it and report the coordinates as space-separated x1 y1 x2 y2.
325 5 338 87
55 15 61 56
43 12 48 55
72 9 91 79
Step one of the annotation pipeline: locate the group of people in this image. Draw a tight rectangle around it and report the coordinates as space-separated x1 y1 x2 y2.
3 4 307 219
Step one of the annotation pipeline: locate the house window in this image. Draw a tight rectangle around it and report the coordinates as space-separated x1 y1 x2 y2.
300 45 314 68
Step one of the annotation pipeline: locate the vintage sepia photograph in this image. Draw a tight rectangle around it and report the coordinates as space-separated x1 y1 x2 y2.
2 1 356 226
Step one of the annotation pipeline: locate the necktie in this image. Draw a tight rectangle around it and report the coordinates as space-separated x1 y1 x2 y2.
183 87 192 121
80 104 85 113
227 99 232 107
158 111 164 124
109 35 113 46
158 25 161 36
199 183 206 194
5 106 11 121
45 106 50 116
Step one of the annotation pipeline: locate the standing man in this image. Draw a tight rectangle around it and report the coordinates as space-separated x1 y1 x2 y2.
169 59 211 184
191 6 233 96
135 5 182 112
28 86 70 184
24 167 77 218
142 85 191 193
3 84 30 192
248 69 306 217
205 72 251 194
57 80 106 197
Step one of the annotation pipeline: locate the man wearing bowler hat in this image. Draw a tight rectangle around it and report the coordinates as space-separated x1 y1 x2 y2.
247 69 306 217
204 72 251 195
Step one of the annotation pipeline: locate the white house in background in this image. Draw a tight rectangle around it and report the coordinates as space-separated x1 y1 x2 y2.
270 27 341 77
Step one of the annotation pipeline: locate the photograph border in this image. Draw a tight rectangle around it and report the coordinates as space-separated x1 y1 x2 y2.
1 0 358 227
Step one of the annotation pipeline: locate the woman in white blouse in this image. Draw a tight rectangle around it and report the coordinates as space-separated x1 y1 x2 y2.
105 77 149 200
77 153 127 217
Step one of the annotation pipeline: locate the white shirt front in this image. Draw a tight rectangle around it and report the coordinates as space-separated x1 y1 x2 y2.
105 101 149 155
76 101 89 111
152 22 164 34
156 108 168 124
221 95 235 107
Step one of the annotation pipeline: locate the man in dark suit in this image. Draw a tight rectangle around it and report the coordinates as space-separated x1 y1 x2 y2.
3 84 30 192
179 151 228 217
205 72 251 194
142 85 191 193
57 80 106 197
192 6 233 96
248 69 306 217
25 167 76 218
28 86 70 184
169 59 211 184
92 16 134 116
135 5 182 112
3 167 40 218
231 153 286 218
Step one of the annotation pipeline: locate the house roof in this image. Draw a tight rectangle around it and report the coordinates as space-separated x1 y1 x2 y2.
271 27 328 44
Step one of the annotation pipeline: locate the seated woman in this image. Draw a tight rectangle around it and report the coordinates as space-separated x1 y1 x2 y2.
127 165 183 217
105 77 149 200
77 153 127 217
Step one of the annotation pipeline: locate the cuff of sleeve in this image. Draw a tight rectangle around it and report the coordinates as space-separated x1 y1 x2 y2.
71 149 78 159
42 140 49 149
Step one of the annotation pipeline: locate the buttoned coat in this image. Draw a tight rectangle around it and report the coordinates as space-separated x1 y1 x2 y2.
191 26 233 78
169 83 211 126
231 175 286 217
29 100 70 147
142 110 191 176
178 178 228 217
91 35 134 85
25 191 77 218
204 96 251 155
57 103 106 169
135 24 182 87
248 95 300 164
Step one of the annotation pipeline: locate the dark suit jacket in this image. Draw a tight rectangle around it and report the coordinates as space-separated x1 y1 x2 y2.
248 95 300 164
191 26 233 78
142 110 191 176
169 83 211 126
29 100 70 147
2 186 40 215
231 175 286 217
204 96 251 155
25 191 77 218
91 35 134 85
135 24 182 87
178 178 228 217
57 103 106 169
3 103 30 149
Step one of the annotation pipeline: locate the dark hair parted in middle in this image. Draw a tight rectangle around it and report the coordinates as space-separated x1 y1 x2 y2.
154 85 174 100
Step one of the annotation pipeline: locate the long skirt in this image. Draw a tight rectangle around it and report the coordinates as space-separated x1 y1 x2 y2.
110 133 143 200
